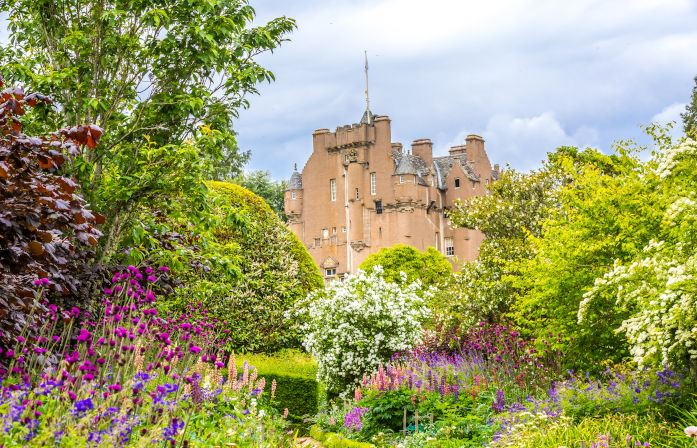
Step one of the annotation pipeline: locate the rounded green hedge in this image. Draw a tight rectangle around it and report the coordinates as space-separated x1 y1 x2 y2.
162 182 323 352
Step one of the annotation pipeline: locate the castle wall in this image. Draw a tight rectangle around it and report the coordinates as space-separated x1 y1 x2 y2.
286 115 496 282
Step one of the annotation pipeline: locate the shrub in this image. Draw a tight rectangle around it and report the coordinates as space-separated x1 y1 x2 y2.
310 426 376 448
359 244 451 287
294 267 431 395
237 351 319 424
0 79 104 352
161 181 323 352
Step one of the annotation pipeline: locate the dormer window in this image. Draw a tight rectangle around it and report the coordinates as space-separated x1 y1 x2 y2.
399 175 404 184
454 178 460 189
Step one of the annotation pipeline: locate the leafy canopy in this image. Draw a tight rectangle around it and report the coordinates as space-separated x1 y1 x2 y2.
231 170 287 220
0 0 296 259
358 244 452 287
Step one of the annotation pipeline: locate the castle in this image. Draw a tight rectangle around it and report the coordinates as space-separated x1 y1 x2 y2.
284 112 499 281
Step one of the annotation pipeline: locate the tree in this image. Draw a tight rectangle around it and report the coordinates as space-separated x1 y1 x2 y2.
443 166 557 326
682 75 697 136
580 137 697 370
512 137 664 371
358 244 452 287
231 170 287 220
0 0 296 259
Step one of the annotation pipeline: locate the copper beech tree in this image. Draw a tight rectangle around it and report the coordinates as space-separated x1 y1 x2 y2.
0 76 103 349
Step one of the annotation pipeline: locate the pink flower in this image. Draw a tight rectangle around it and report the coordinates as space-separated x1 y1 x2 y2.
685 426 697 438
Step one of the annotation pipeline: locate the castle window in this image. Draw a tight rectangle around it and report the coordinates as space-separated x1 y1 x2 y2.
435 232 440 250
445 237 454 256
291 191 296 199
431 176 434 187
454 178 460 189
342 226 346 232
375 200 383 214
330 236 337 245
314 238 321 247
370 172 376 195
345 155 349 162
399 175 404 184
485 179 490 185
355 188 359 200
322 228 329 239
379 227 382 238
332 227 337 234
472 181 476 190
330 179 336 201
325 268 336 277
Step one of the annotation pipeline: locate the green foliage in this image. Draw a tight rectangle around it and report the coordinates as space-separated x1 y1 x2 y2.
0 0 296 260
230 170 287 221
359 244 452 287
159 182 323 353
683 75 697 136
309 426 376 448
580 137 697 369
490 413 678 448
512 143 661 370
237 350 319 424
443 166 557 326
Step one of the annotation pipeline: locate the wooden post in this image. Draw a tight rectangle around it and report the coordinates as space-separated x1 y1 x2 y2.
415 410 419 432
403 407 407 435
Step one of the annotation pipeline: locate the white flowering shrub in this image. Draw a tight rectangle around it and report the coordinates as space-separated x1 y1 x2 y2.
580 139 697 368
294 267 431 395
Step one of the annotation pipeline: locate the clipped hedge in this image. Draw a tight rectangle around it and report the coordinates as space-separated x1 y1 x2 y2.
164 182 323 352
237 351 319 426
267 372 318 422
309 426 375 448
209 181 323 293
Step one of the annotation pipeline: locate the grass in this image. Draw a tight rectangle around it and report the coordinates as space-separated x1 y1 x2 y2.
235 349 318 378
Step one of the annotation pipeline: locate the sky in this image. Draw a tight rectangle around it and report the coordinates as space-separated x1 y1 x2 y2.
233 0 697 181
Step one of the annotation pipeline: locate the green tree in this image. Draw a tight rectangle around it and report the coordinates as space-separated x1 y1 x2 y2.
580 137 697 369
231 170 287 220
359 244 452 287
443 166 557 325
0 0 295 259
682 75 697 136
512 136 664 371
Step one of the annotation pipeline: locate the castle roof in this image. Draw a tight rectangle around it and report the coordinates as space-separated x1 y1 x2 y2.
432 155 480 189
491 168 501 181
286 170 303 190
360 110 377 125
391 151 431 176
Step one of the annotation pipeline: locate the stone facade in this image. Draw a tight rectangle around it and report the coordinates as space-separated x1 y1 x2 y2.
284 114 499 281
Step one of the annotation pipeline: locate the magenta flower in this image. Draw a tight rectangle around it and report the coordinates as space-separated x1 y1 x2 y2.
189 345 201 354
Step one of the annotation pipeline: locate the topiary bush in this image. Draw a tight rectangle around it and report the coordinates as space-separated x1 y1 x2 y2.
235 350 319 425
160 181 323 353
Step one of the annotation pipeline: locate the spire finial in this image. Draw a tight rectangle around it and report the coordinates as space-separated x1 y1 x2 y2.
364 50 371 125
294 162 297 171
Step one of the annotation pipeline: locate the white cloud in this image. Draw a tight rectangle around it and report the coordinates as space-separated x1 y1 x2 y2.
651 102 686 125
438 112 600 170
